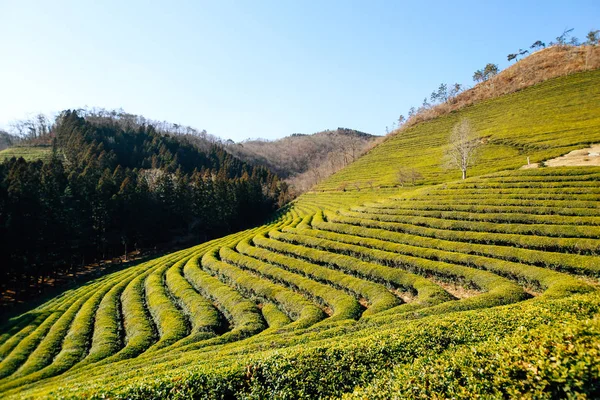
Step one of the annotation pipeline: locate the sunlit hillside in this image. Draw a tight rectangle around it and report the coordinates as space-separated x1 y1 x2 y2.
1 55 600 399
316 68 600 190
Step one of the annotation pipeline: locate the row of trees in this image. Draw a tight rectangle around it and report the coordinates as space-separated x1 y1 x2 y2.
0 111 289 296
387 82 464 134
507 28 599 62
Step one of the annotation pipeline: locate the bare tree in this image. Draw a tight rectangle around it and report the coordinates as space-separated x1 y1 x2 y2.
556 28 574 47
10 114 52 140
397 168 423 187
343 134 364 163
445 119 481 180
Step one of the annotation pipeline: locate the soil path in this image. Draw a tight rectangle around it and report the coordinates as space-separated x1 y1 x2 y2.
521 144 600 169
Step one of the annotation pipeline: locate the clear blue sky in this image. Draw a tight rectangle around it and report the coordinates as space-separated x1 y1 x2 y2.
0 0 598 141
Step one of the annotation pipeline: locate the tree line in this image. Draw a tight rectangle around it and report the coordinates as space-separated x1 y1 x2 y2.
0 110 290 297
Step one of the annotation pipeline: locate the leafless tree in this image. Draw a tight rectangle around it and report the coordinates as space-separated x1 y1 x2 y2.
397 168 423 187
343 134 364 163
445 119 481 180
10 114 52 140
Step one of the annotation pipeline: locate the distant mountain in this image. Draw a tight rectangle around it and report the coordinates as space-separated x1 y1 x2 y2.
225 128 381 192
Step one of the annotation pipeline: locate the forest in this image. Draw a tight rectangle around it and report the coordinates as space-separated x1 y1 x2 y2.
0 110 289 298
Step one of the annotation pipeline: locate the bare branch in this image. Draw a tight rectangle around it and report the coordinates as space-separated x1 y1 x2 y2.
444 119 481 179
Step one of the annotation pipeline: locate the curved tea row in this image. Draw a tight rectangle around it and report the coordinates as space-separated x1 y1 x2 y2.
0 167 599 398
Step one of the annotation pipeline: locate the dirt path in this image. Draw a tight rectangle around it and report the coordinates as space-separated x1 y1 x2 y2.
521 144 600 169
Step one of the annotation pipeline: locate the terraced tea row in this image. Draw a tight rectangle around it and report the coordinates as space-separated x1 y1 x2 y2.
1 167 599 398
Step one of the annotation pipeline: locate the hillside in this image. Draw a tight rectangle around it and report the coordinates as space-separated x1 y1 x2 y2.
1 167 599 398
316 68 600 190
402 45 600 130
1 62 600 398
0 111 287 311
225 128 380 192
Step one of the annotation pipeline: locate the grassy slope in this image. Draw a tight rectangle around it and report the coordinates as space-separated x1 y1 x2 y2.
0 146 52 162
317 69 600 190
1 70 600 399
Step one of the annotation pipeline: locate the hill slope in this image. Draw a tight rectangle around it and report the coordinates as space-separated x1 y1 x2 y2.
0 111 286 310
1 69 600 398
317 68 600 190
226 128 379 191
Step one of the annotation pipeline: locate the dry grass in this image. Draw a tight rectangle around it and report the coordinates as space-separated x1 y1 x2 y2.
427 277 481 299
395 45 600 133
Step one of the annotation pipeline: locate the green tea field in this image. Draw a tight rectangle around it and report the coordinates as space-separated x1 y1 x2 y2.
0 146 52 163
1 70 600 399
316 68 600 190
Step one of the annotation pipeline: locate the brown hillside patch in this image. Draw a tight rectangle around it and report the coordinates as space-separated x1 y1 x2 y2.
392 45 600 135
545 144 600 167
521 144 600 169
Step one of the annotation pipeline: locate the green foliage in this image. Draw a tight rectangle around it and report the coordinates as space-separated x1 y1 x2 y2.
346 318 600 399
253 231 451 310
220 244 361 321
0 110 286 298
328 210 600 254
80 268 143 366
183 254 266 337
144 259 191 350
317 69 600 190
0 312 50 360
260 302 291 329
2 71 600 399
165 257 221 336
202 249 325 328
313 211 600 279
0 146 52 162
237 238 399 315
114 261 161 360
0 313 61 380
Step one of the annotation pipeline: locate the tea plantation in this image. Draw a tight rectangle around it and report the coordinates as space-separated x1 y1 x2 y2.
1 70 600 399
